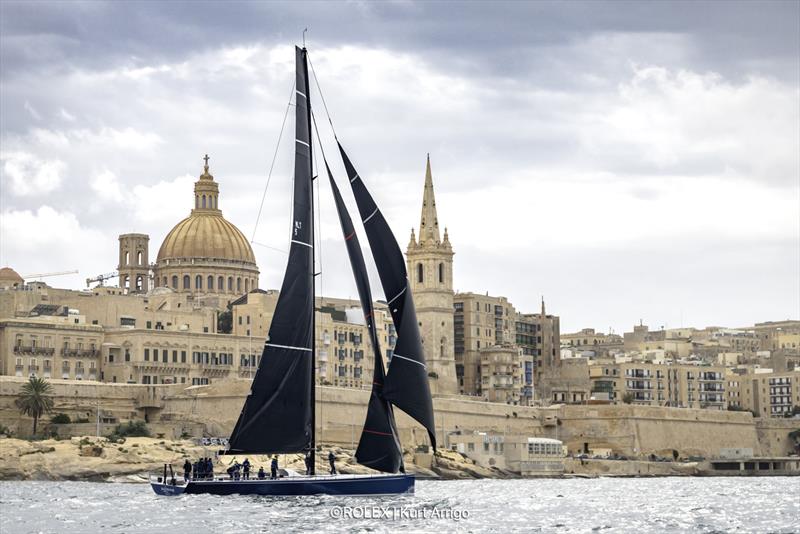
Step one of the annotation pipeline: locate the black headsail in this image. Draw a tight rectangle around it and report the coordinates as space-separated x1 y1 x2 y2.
337 143 437 450
228 46 315 454
324 161 403 473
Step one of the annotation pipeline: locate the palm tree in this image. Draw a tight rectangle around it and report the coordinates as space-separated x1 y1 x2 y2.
15 376 54 436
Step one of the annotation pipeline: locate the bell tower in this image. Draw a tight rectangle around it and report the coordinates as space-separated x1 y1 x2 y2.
118 233 150 293
406 154 457 395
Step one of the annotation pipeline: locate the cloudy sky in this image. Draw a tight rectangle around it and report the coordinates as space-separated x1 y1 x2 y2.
1 1 798 334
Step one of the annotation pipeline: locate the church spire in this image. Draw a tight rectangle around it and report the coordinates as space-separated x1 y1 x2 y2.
418 153 441 245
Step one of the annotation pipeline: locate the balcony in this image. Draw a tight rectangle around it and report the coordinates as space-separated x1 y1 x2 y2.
13 346 55 355
61 348 100 357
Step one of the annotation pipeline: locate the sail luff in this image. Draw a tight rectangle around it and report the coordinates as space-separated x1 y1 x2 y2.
227 46 315 454
337 142 437 450
324 161 403 473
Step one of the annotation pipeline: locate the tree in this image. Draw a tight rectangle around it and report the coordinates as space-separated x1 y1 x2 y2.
622 392 634 404
15 377 54 436
217 310 232 334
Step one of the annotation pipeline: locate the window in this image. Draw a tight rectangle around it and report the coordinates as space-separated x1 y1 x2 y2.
245 279 250 292
137 251 143 265
237 277 242 292
228 277 233 290
183 275 190 289
417 263 423 283
439 263 444 283
181 351 186 363
207 276 214 290
195 275 202 289
124 349 130 362
162 350 168 363
172 350 178 363
172 275 178 289
218 276 224 291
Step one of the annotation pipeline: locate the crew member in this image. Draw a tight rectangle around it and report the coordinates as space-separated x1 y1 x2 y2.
270 456 279 480
328 450 337 475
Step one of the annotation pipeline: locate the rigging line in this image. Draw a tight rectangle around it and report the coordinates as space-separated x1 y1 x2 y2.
250 240 288 254
306 52 338 140
310 109 323 299
251 79 296 243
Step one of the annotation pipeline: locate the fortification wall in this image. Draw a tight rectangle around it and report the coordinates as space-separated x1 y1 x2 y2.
1 377 793 459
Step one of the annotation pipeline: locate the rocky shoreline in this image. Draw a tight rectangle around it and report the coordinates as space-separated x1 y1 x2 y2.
0 436 705 482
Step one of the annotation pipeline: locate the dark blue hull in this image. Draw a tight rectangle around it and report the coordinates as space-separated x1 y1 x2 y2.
151 474 414 496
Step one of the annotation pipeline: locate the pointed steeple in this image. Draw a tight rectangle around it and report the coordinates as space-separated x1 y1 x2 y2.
408 227 417 249
418 153 441 245
541 297 546 316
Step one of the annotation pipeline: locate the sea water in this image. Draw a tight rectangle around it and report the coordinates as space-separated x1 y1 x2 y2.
1 478 798 533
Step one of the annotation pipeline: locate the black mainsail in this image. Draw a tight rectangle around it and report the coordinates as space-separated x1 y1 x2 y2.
337 143 437 450
324 161 404 473
228 46 315 455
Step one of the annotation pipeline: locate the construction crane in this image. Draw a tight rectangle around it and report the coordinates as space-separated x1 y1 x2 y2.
22 270 79 279
86 272 119 288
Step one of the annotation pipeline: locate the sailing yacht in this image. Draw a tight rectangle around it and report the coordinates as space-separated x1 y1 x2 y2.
151 45 436 496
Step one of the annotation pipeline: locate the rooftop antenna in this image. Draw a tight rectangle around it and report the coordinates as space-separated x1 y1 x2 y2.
303 28 308 48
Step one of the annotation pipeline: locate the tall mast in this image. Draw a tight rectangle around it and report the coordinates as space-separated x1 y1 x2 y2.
303 46 316 476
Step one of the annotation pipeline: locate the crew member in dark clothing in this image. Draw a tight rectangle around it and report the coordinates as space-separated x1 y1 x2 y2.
242 458 251 480
328 451 337 475
258 466 266 479
193 460 200 480
205 458 214 480
270 456 279 480
304 451 313 476
183 459 192 481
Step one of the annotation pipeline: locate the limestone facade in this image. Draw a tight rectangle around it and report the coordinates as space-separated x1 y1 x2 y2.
454 293 516 396
406 155 458 395
589 361 727 409
726 369 800 418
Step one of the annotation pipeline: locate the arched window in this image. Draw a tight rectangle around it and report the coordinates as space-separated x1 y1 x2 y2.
207 276 214 290
228 277 233 291
162 277 167 287
137 251 143 265
123 275 129 289
245 279 250 292
439 262 444 284
202 195 206 208
417 263 423 283
183 275 190 289
124 251 130 265
195 196 199 209
218 276 224 291
195 275 202 289
135 275 143 291
237 277 242 292
171 276 178 289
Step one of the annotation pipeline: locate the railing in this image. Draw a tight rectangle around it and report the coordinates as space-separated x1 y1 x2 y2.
13 346 55 355
61 348 100 357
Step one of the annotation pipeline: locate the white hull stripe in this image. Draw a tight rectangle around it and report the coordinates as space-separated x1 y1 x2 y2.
296 139 309 147
291 239 312 248
363 208 379 223
350 173 360 183
265 343 312 352
391 353 426 369
387 286 407 305
296 90 307 99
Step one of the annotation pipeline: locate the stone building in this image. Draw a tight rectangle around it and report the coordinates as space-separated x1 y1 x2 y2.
588 361 727 409
453 292 516 397
479 344 523 404
516 300 561 400
406 155 458 395
726 369 800 418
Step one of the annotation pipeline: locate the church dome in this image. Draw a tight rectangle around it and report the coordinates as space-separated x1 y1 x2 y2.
152 156 259 297
157 214 255 264
0 266 24 288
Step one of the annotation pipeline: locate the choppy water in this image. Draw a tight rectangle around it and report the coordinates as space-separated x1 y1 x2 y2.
1 478 798 533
